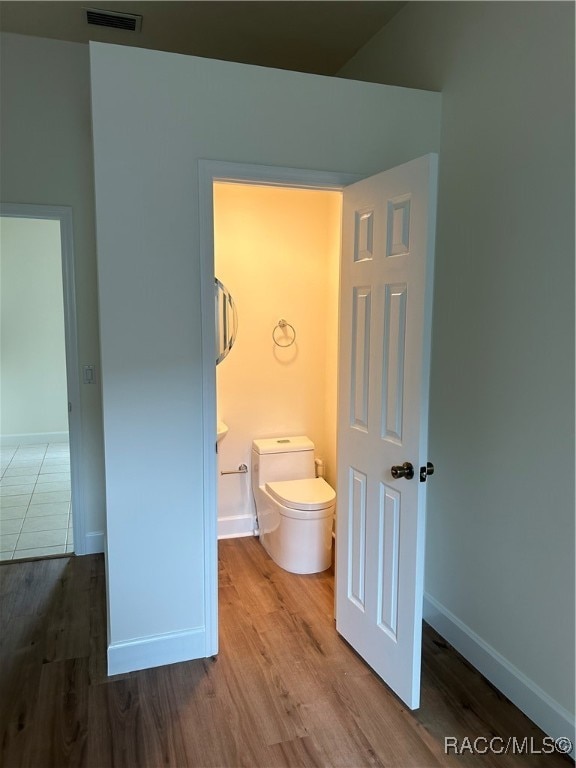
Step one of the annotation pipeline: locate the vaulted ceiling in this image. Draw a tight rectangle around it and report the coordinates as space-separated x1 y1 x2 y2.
0 1 406 76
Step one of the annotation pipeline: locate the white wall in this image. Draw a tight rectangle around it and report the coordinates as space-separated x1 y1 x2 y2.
90 41 441 672
214 183 340 537
341 0 575 740
0 217 68 439
0 34 105 549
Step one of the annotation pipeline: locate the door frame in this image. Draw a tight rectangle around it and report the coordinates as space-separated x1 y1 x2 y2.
0 203 85 554
198 160 360 655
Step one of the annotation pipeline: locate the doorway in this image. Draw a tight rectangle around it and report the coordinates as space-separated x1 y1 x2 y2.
213 181 342 539
201 157 437 710
0 204 82 561
198 161 359 655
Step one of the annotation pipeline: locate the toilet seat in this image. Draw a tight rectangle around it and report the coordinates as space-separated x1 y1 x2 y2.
265 477 335 517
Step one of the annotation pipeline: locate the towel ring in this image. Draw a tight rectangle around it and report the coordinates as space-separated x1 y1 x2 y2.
273 319 296 348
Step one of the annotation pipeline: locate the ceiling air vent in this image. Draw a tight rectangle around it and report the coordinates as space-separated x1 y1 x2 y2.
85 8 142 32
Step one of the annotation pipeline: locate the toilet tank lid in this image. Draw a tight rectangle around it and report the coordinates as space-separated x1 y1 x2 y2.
252 436 314 454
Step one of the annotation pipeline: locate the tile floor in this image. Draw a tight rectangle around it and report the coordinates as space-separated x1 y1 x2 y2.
0 442 73 561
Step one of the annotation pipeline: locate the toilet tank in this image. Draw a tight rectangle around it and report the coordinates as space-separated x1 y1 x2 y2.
252 436 316 489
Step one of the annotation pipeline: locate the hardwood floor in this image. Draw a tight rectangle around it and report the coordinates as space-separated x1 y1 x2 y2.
0 538 572 767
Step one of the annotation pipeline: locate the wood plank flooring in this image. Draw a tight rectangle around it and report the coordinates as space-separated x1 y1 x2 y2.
0 537 572 767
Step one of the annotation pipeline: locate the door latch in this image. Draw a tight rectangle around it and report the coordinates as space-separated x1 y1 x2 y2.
419 462 435 482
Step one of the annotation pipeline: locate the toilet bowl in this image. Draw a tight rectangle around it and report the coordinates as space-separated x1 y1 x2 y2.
252 436 336 574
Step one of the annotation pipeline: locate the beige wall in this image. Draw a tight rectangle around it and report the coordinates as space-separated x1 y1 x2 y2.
341 0 575 727
0 217 68 438
214 183 340 532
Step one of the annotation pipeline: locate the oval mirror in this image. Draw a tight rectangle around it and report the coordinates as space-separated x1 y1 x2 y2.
215 277 238 365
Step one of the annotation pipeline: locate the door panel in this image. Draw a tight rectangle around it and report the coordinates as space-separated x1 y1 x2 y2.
336 154 438 709
351 287 371 431
348 467 368 610
382 282 407 442
377 482 400 639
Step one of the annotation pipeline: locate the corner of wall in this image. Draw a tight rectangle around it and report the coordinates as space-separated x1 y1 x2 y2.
424 594 575 755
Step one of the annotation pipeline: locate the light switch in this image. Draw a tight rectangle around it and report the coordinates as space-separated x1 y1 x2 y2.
83 365 95 384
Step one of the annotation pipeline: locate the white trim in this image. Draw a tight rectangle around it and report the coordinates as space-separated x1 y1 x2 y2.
0 204 87 555
201 159 361 191
424 593 575 754
198 161 218 658
83 531 105 555
218 513 255 539
0 432 68 447
198 159 362 661
108 627 206 675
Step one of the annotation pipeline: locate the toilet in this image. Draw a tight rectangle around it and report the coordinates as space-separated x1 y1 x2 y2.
251 436 336 574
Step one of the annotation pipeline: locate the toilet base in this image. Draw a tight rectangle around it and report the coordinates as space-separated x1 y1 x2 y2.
260 512 333 574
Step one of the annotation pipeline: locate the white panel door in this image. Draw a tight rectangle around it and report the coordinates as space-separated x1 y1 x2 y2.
336 154 438 709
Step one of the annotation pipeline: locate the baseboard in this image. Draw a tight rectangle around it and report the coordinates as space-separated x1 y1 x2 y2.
82 531 105 555
218 513 255 539
1 432 69 447
424 593 575 754
108 627 206 675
